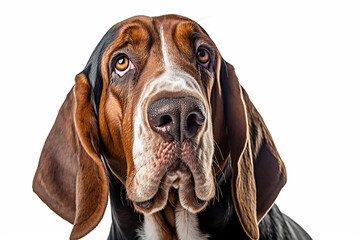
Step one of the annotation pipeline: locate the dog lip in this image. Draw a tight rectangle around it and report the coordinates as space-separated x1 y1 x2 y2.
135 200 152 209
172 178 180 189
131 168 211 214
129 143 214 214
195 196 207 207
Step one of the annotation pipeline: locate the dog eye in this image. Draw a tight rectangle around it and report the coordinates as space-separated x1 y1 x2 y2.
196 48 210 67
114 56 135 77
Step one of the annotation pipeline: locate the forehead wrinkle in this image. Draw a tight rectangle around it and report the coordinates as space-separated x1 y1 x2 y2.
114 24 152 50
172 21 213 57
173 22 197 51
174 20 217 53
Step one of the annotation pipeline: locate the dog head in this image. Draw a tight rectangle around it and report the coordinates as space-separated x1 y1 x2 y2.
33 14 286 240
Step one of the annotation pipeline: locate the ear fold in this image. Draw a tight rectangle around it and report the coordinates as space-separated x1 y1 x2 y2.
33 74 108 240
219 60 287 240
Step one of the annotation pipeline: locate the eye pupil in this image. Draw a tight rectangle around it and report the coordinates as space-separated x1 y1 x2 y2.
198 50 206 57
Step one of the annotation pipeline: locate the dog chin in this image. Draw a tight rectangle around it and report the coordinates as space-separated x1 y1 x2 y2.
128 138 215 215
131 165 213 215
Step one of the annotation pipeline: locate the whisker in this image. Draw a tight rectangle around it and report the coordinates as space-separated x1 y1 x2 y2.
214 139 225 162
212 165 223 203
213 153 226 184
213 140 227 184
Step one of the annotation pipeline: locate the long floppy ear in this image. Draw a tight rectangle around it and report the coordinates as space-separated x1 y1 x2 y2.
219 60 287 240
33 74 108 240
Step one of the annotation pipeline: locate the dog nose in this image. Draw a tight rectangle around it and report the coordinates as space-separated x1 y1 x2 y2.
147 97 205 142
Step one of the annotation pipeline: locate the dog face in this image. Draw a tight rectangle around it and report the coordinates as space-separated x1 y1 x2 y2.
97 15 225 214
33 14 286 240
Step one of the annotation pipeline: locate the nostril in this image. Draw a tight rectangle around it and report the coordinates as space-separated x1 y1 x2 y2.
185 112 205 139
187 113 205 127
158 115 173 128
187 114 197 126
149 114 175 142
186 114 199 132
156 115 174 141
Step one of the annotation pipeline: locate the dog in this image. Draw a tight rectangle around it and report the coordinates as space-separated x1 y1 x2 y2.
33 14 312 240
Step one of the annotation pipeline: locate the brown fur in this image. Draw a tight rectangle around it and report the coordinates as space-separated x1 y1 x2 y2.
33 15 287 240
220 63 287 239
33 74 108 239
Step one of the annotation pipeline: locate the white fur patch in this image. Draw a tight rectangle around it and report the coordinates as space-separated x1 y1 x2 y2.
130 24 215 220
160 25 172 70
132 26 207 174
175 207 210 240
138 208 210 240
137 215 161 240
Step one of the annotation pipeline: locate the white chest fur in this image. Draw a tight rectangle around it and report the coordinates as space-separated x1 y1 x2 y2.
138 207 210 240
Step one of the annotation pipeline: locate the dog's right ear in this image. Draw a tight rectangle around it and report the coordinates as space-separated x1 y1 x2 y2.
33 74 108 240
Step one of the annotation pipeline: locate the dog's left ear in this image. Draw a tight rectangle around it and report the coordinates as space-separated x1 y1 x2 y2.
219 60 287 240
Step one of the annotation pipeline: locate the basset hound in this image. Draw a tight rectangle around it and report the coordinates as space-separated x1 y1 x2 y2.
33 14 312 240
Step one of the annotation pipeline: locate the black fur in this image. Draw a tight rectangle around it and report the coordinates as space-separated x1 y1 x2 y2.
86 21 311 240
81 25 120 116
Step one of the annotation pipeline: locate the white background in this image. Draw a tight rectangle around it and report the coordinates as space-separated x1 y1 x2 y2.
1 0 359 239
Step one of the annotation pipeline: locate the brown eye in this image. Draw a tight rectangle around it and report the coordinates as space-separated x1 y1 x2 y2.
114 55 135 77
197 49 210 64
115 56 129 71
